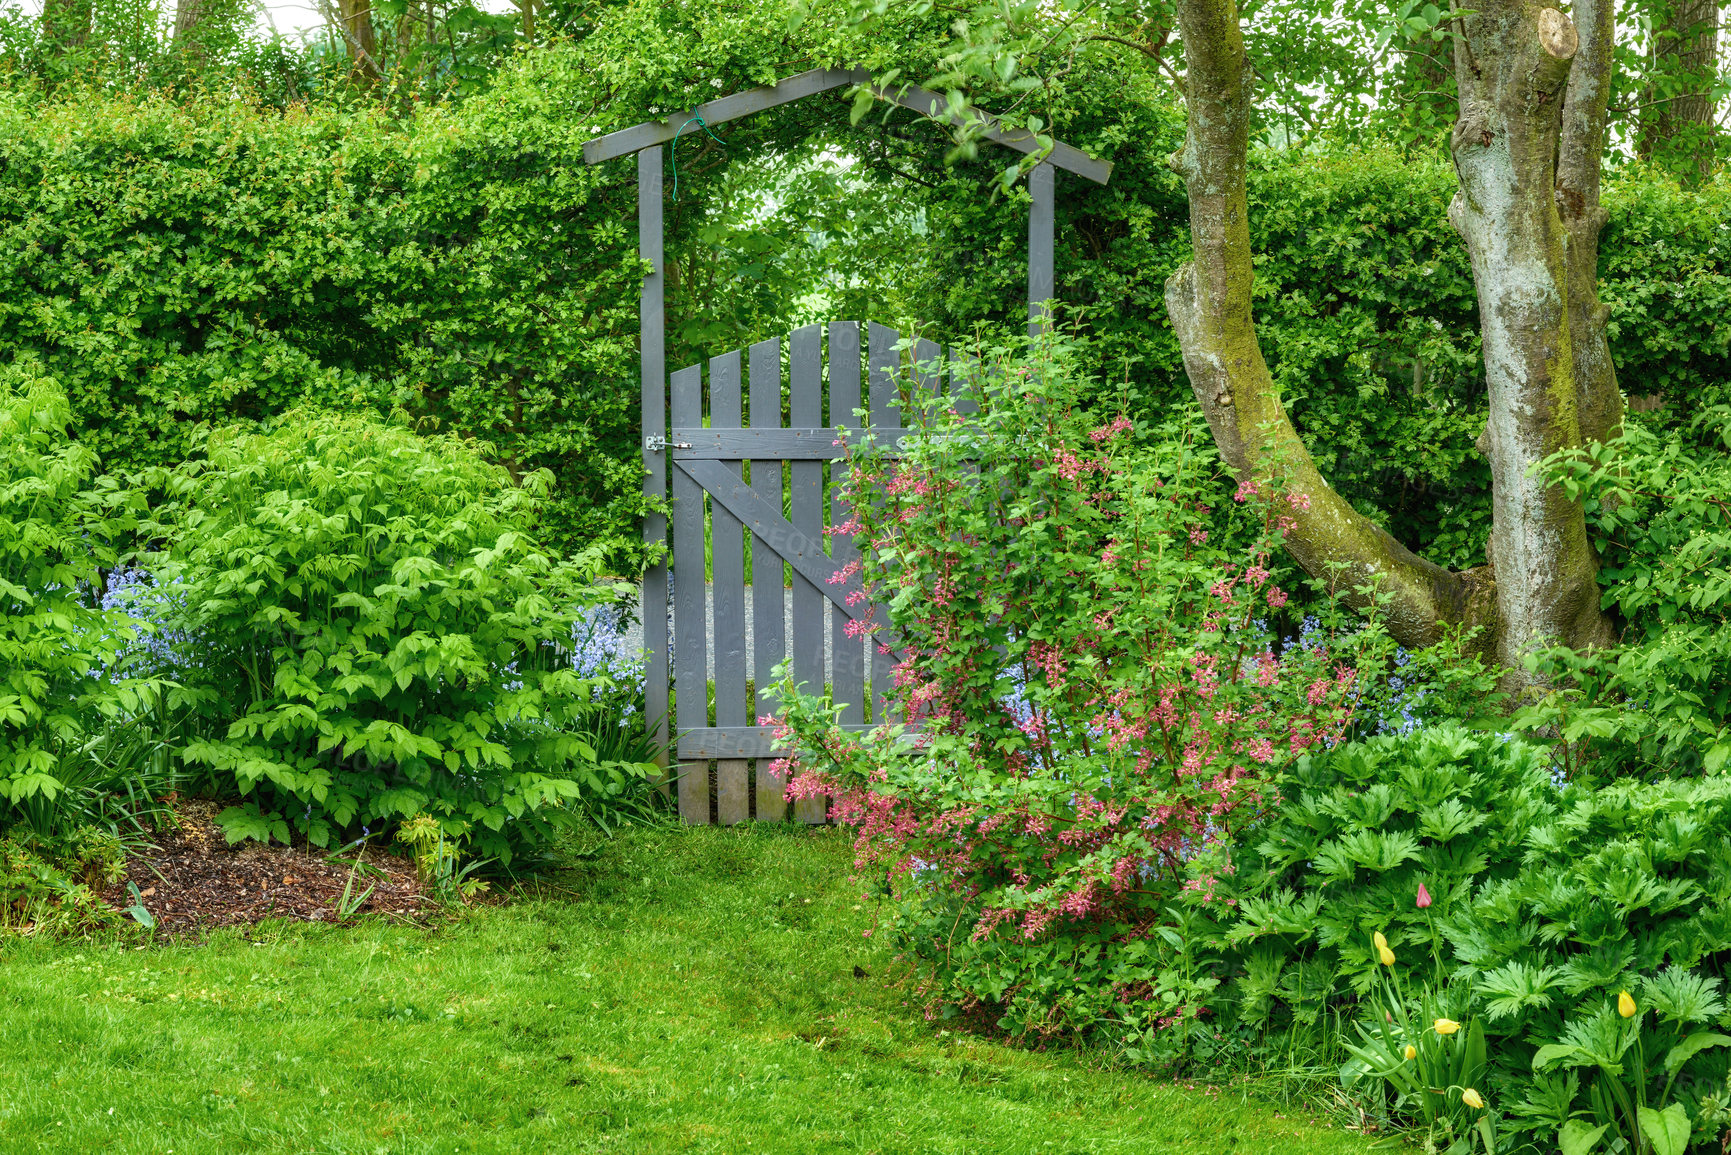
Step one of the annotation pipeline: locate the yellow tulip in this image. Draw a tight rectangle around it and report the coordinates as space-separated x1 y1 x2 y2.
1434 1018 1460 1036
1403 1044 1417 1061
1374 931 1396 967
1462 1088 1485 1110
1618 990 1637 1018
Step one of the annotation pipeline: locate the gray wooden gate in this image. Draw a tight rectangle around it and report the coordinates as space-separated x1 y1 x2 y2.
666 323 979 825
579 66 1111 823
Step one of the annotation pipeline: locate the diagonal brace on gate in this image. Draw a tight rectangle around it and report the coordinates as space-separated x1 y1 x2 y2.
672 456 871 622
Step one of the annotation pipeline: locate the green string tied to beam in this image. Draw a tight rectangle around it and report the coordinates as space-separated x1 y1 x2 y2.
670 113 726 202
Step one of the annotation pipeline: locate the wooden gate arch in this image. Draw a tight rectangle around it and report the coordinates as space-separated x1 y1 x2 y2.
581 67 1111 824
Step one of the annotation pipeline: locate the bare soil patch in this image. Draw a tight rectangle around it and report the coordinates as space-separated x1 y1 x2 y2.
102 800 434 935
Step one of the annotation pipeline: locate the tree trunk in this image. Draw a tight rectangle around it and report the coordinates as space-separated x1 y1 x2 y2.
1449 2 1614 670
173 0 207 58
338 0 381 84
40 0 92 53
1165 0 1616 680
1557 0 1624 447
1163 0 1495 652
1639 0 1719 181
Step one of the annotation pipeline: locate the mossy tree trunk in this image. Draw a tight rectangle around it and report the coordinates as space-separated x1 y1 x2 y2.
1448 1 1615 668
337 0 381 85
1165 0 1615 678
1556 0 1624 450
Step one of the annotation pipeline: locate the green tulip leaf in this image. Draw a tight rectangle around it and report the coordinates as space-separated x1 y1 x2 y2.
1559 1119 1608 1155
1637 1103 1691 1155
1533 1043 1584 1071
1663 1031 1731 1077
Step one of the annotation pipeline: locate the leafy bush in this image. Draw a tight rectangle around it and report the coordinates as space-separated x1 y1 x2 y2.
1215 726 1554 1020
141 410 652 863
1519 405 1731 778
1423 776 1731 1153
771 331 1415 1040
0 364 161 839
1202 733 1731 1152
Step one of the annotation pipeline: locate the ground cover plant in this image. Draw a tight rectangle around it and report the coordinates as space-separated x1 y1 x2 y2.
0 826 1381 1155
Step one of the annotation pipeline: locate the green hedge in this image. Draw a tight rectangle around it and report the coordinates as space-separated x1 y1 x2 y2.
0 84 646 554
1 50 1725 571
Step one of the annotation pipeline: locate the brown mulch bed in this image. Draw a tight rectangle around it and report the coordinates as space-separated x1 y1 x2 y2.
102 800 435 935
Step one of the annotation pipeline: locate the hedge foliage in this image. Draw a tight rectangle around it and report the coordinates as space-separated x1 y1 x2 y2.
1 18 1726 569
0 84 646 554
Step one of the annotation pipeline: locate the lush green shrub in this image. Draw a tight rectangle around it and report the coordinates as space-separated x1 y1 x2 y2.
141 410 652 862
0 364 160 838
1518 405 1731 778
0 82 648 557
771 331 1423 1041
1404 776 1731 1153
1192 730 1731 1152
1215 726 1554 1019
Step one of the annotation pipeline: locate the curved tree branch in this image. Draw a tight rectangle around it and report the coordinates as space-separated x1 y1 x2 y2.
1163 0 1493 652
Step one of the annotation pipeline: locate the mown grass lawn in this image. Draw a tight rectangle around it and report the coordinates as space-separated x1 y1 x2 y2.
0 824 1379 1154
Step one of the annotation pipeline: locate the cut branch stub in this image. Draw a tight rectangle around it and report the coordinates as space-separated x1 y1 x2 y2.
1538 8 1579 58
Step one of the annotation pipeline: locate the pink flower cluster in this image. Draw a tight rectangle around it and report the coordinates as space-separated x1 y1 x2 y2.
761 356 1371 1029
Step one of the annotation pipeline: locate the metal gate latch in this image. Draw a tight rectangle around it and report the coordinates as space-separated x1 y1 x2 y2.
644 434 692 452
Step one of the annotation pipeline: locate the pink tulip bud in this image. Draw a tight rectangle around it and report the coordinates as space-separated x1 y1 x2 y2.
1416 883 1432 909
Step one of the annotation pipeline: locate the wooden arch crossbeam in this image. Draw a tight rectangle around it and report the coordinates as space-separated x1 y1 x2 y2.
581 67 1112 781
581 67 1113 185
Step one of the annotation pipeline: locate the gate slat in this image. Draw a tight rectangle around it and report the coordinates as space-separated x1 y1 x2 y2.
866 323 902 726
913 338 942 405
789 323 827 824
828 322 865 741
710 350 750 826
949 346 979 417
749 337 788 822
670 363 710 824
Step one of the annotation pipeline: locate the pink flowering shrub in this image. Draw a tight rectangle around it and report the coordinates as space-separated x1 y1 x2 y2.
769 332 1403 1040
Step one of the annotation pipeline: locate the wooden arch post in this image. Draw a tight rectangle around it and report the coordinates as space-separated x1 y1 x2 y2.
583 69 1111 799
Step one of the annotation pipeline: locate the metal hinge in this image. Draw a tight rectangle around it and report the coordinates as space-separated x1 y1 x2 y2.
645 434 692 452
